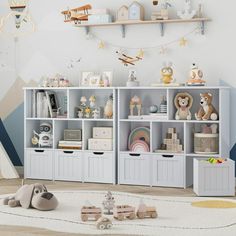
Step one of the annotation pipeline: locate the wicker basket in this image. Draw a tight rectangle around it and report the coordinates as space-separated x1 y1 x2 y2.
194 133 219 154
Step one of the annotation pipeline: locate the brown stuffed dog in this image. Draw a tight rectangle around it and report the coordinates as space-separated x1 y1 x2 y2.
195 93 218 121
3 183 58 211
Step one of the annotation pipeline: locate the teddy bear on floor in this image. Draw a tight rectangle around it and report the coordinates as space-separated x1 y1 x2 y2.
174 92 193 120
195 93 218 121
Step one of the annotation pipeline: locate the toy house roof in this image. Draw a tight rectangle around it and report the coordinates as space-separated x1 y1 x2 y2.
118 5 128 11
129 1 143 9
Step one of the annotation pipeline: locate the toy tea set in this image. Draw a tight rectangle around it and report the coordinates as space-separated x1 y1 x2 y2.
81 191 158 230
75 94 113 119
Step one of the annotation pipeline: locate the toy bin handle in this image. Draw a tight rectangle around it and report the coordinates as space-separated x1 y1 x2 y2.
162 155 174 158
129 153 141 157
63 151 74 154
34 150 45 153
93 152 104 155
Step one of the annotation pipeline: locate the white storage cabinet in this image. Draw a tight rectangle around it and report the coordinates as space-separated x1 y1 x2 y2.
193 158 235 196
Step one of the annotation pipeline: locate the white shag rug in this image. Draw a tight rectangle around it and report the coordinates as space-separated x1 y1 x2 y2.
0 190 236 236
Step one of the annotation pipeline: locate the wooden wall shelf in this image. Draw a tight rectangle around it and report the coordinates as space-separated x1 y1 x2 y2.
75 18 211 38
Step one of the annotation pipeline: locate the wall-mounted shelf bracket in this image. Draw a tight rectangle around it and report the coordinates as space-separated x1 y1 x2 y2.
85 26 90 35
200 21 205 35
160 23 164 37
121 25 126 38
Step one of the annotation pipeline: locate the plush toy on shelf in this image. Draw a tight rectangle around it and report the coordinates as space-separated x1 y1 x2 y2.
126 69 140 87
187 63 206 86
195 93 218 121
177 0 196 20
89 95 96 109
161 62 174 84
174 92 193 120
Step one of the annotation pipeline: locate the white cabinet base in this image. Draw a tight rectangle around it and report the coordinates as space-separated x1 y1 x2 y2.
119 153 150 185
152 154 184 188
84 152 113 183
25 149 53 180
54 150 82 182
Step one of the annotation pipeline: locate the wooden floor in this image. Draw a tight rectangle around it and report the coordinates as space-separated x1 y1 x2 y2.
0 178 216 236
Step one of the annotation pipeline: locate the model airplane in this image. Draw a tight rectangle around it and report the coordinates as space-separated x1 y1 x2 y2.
61 4 92 24
116 50 143 66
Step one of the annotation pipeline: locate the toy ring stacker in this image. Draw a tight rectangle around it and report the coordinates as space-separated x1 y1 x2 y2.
128 127 150 150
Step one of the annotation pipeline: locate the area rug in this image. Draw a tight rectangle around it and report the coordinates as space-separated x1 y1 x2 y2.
0 191 236 236
192 200 236 209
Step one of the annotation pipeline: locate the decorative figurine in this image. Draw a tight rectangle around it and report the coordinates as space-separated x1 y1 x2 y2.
149 105 158 113
161 62 174 84
89 95 96 108
104 94 113 119
32 122 53 147
195 93 218 121
92 108 100 119
81 201 102 222
126 69 140 87
113 205 136 221
102 191 115 215
85 107 91 118
151 0 171 20
77 108 83 118
187 63 206 86
80 96 87 107
130 96 142 116
174 92 193 120
177 0 196 20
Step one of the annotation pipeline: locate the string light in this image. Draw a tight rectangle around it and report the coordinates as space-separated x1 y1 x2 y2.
159 46 168 55
179 37 188 47
98 40 105 49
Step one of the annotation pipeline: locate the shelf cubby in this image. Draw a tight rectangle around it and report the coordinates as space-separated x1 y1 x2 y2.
119 88 167 119
68 88 114 119
54 120 83 150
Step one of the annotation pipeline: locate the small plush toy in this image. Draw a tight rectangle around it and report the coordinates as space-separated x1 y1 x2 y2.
130 95 142 116
195 93 218 121
104 94 113 119
89 95 96 108
174 92 193 120
161 62 174 84
3 183 58 211
207 157 226 164
187 63 206 86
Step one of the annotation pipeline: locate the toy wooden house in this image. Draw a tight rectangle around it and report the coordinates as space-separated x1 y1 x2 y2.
128 1 144 21
117 5 129 21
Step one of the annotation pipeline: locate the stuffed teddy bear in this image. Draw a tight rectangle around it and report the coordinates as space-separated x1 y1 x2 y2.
195 93 218 121
3 183 58 211
174 92 193 120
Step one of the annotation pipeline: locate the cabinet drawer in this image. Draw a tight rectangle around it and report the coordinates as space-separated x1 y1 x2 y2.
84 152 113 183
25 149 53 180
119 153 150 186
54 150 82 181
152 154 184 187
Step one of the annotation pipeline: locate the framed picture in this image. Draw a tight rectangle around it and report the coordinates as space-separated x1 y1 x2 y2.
89 74 101 87
45 91 58 118
102 71 113 87
81 72 93 87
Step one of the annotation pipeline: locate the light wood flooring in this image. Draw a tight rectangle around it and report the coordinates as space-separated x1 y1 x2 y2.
0 179 234 236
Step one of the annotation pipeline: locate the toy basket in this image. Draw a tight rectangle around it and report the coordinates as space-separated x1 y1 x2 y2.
194 133 219 154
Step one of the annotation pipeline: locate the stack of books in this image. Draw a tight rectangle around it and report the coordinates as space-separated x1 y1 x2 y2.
58 141 82 150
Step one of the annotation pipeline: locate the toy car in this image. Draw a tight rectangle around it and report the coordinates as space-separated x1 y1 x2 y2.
81 206 102 222
113 205 136 221
136 204 158 219
96 217 113 230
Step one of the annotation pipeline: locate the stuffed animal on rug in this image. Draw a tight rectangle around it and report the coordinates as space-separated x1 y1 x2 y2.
195 93 218 121
3 183 58 211
174 92 193 120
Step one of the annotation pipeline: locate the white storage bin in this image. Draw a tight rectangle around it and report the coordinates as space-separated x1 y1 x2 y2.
84 152 113 183
119 153 150 185
193 158 235 196
25 149 53 180
88 138 113 151
93 127 113 139
54 150 83 181
152 154 184 187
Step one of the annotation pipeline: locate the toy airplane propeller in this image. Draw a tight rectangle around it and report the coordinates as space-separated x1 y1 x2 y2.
116 50 144 66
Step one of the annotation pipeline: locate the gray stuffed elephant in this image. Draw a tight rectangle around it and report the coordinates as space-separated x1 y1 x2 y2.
3 183 58 211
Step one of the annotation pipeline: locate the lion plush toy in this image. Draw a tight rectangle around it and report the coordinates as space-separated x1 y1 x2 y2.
174 92 193 120
195 93 218 121
3 183 58 211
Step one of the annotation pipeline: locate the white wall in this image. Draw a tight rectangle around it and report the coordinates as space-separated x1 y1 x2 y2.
0 0 236 157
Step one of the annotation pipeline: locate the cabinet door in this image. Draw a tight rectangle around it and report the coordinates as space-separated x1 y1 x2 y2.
84 152 113 183
119 153 150 186
55 150 82 181
25 149 53 180
152 155 184 187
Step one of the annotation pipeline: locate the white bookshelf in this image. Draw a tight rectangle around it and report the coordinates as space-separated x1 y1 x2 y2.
24 87 116 184
117 86 230 188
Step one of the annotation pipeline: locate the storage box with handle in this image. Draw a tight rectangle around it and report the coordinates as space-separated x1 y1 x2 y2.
93 127 113 139
193 158 235 196
88 138 113 151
